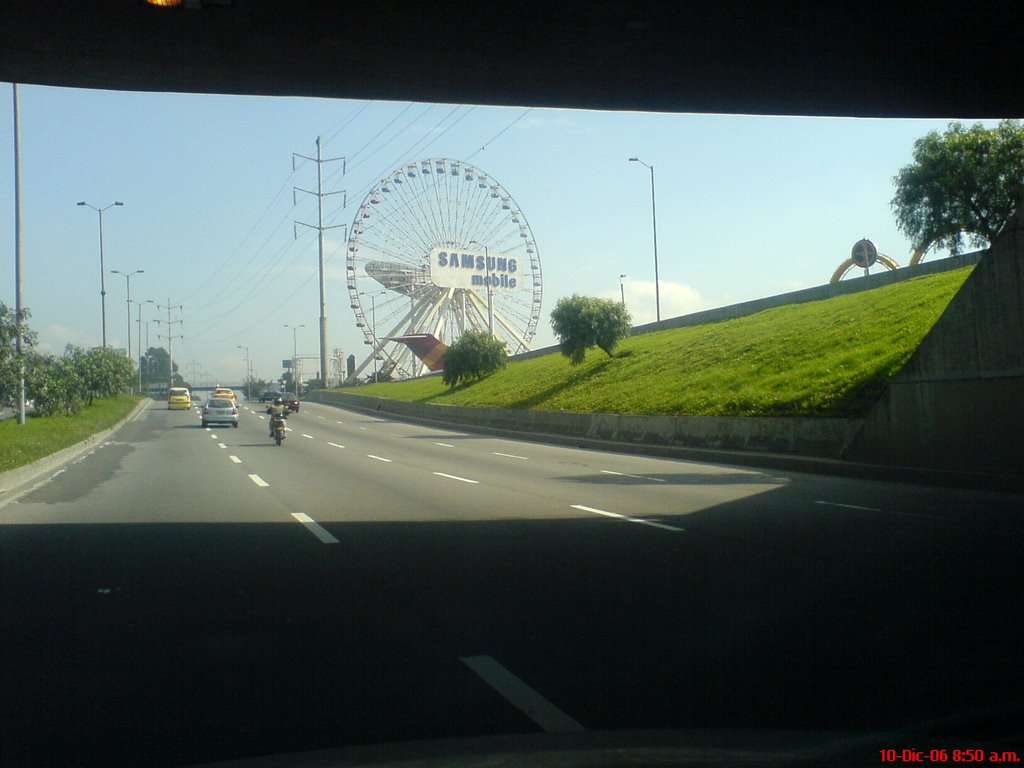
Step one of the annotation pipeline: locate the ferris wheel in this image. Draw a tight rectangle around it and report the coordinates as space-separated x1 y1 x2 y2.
346 159 543 380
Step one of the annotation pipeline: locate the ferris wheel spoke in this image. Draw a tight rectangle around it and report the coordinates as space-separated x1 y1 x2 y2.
491 308 532 352
367 207 433 260
461 290 529 352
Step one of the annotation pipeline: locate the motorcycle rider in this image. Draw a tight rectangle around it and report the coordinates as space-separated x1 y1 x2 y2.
266 396 288 437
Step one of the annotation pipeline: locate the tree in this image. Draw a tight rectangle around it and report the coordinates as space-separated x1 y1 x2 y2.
1 303 35 407
26 351 85 416
142 346 186 390
550 295 632 365
68 346 134 405
891 120 1024 255
441 330 508 388
27 345 134 415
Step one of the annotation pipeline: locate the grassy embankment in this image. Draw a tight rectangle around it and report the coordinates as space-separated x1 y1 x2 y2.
0 395 143 474
349 267 972 418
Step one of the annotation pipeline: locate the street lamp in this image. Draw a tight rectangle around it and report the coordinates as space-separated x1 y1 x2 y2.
136 299 154 392
236 345 251 400
469 240 494 336
284 323 305 396
359 291 387 382
78 200 124 347
628 157 660 324
111 269 144 360
619 274 627 306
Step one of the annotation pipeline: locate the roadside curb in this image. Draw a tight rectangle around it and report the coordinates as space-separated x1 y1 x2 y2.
308 392 1023 494
0 398 151 498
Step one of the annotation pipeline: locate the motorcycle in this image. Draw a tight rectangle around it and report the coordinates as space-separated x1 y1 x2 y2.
267 409 288 446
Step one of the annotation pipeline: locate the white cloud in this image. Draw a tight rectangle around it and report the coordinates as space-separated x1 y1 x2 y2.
601 279 708 326
39 323 99 354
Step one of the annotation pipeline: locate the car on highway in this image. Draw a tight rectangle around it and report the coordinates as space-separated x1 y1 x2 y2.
201 397 239 428
280 392 300 413
167 387 191 410
212 387 237 403
258 388 282 403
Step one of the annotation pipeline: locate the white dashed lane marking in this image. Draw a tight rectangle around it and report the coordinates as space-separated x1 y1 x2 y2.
433 472 479 484
327 443 345 449
461 656 584 733
248 474 269 487
571 504 683 532
815 500 883 512
291 513 339 544
301 434 314 439
493 452 528 460
229 456 241 463
600 469 666 482
434 442 454 448
367 455 392 463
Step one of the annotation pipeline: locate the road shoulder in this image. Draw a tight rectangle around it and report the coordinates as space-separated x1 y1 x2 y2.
0 398 152 499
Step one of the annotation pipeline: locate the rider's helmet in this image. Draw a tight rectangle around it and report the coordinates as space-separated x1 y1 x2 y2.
274 397 284 405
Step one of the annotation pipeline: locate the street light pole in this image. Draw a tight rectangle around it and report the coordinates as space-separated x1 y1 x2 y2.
237 345 251 400
358 291 387 382
371 295 378 381
284 324 304 396
78 200 123 347
628 157 660 324
619 274 627 306
111 269 143 360
469 240 494 336
136 299 154 393
13 84 25 424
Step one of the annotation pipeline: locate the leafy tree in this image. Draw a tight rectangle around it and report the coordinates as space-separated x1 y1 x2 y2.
441 330 508 388
550 295 632 365
27 346 134 415
1 303 35 407
142 346 185 389
892 119 1024 255
246 376 273 397
69 346 134 405
26 351 85 416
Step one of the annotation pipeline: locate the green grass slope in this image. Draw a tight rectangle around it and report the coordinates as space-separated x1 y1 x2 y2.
349 267 972 418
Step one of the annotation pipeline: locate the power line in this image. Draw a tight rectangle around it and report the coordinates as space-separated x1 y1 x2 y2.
466 107 533 161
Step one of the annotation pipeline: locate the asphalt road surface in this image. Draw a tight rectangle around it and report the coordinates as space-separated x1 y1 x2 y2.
1 399 1022 766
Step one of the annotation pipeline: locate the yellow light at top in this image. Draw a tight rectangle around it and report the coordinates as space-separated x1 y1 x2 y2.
144 0 184 7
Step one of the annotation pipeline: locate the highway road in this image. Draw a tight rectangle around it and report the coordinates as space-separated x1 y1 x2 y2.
1 398 1022 766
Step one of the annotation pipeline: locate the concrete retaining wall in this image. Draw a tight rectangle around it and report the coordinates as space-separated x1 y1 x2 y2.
306 390 859 458
845 213 1024 475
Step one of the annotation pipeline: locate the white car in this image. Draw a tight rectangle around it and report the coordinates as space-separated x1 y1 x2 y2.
201 397 239 428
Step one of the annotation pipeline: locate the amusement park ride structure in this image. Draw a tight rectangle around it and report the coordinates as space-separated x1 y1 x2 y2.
830 234 953 285
345 159 543 382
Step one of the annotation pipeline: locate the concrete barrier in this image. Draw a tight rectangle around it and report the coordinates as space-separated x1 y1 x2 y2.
305 390 859 459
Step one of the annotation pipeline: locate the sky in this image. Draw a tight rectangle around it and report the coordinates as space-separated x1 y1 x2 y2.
0 83 1000 387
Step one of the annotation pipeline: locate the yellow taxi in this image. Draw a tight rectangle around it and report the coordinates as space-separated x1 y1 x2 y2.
167 387 191 410
213 387 237 403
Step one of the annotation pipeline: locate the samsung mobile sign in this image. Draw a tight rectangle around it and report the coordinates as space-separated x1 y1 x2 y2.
429 247 519 291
